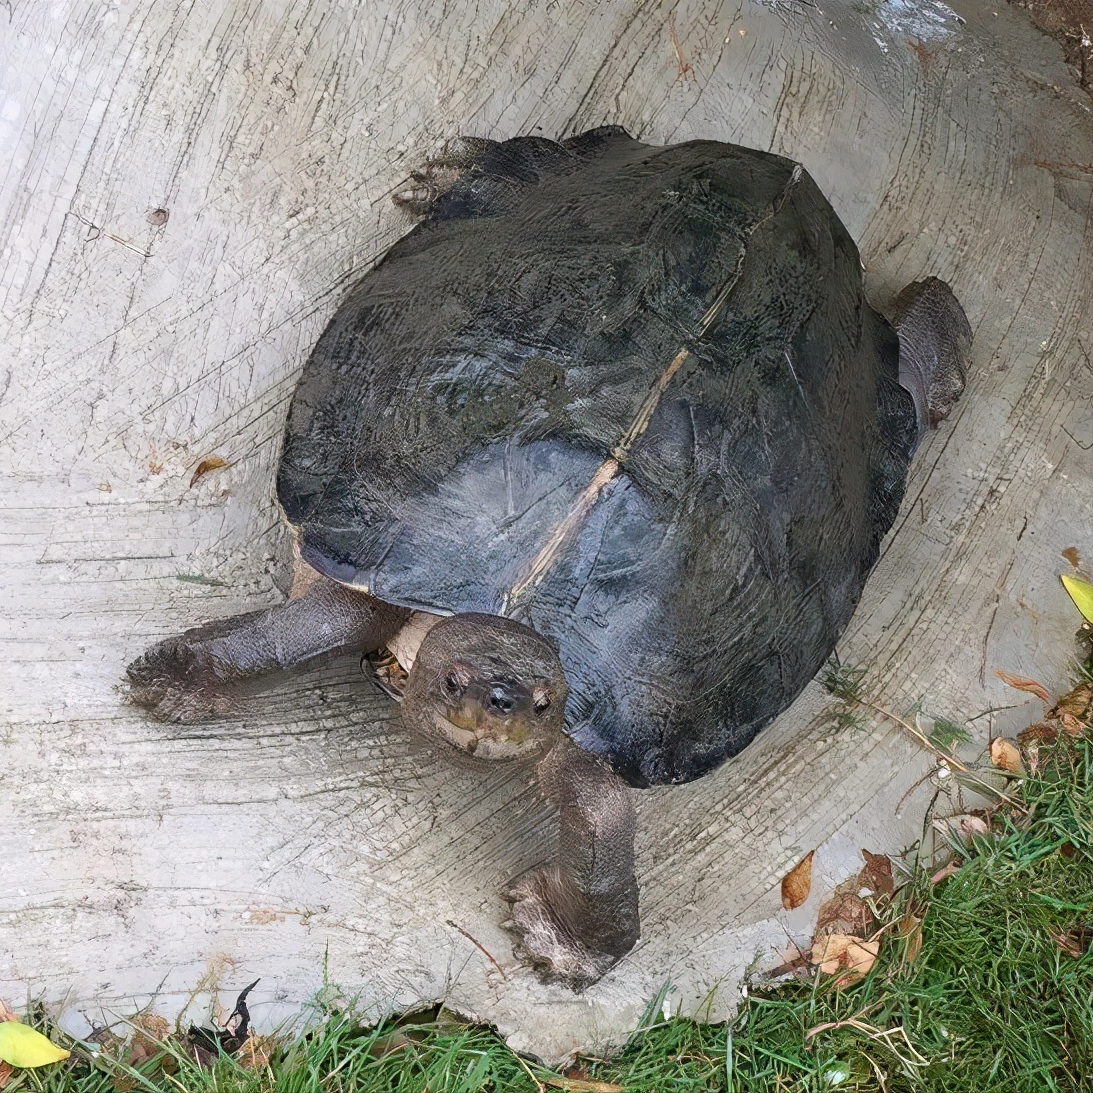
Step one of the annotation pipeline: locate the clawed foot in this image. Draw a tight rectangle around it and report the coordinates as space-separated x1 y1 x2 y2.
505 866 631 990
392 138 493 216
393 165 468 217
126 636 236 723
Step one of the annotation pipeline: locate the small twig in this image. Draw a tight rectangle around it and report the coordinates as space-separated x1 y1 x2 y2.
513 1050 546 1092
857 697 1028 813
67 210 153 258
446 919 508 980
668 13 696 83
1032 159 1093 174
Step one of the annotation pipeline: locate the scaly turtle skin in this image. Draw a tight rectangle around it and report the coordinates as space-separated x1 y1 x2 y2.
127 127 971 988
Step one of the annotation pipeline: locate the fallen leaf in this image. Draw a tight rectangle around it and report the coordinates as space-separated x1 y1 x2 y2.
958 815 990 839
815 890 871 938
0 1002 15 1024
127 1014 170 1068
237 1034 276 1071
898 911 924 963
189 456 229 487
781 850 815 910
1062 546 1082 569
995 670 1051 704
1048 682 1093 728
1062 574 1093 624
839 939 881 983
0 1061 11 1089
859 849 894 898
1054 926 1093 959
813 933 855 975
369 1030 411 1060
935 814 990 844
1060 712 1087 738
1018 722 1058 747
990 737 1024 774
0 1021 70 1067
930 861 961 886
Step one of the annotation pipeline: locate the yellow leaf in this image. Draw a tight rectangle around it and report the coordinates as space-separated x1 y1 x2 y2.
0 1021 70 1067
1061 574 1093 624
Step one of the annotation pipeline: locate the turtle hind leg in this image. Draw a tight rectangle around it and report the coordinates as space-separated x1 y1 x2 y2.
393 129 635 220
394 135 569 220
126 576 409 723
392 137 496 217
890 277 972 435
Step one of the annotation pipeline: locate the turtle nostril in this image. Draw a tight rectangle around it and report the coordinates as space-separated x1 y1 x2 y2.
488 686 516 713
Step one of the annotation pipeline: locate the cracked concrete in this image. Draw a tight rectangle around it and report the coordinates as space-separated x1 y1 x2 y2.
2 0 1092 1063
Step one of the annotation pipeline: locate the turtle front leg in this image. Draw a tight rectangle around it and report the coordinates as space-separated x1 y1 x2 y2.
506 740 639 989
126 575 410 723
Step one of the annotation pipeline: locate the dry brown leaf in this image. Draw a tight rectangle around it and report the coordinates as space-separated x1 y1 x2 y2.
1048 682 1093 727
990 737 1024 774
1054 926 1093 958
1060 712 1087 738
189 456 229 487
859 849 894 898
132 1015 169 1038
930 861 961 886
1018 722 1059 747
1062 546 1082 568
958 815 990 839
781 850 815 910
237 1034 276 1071
0 1001 15 1024
815 890 871 938
898 911 924 963
995 670 1051 704
0 1061 12 1090
126 1013 170 1068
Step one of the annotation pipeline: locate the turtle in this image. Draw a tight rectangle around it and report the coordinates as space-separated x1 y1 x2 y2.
126 126 971 988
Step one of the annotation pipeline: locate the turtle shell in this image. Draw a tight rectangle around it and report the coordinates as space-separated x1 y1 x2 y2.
278 128 917 788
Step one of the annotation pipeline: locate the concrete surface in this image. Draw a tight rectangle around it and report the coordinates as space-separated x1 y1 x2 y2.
2 0 1092 1063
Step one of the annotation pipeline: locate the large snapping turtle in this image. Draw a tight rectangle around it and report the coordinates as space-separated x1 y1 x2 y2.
127 127 970 987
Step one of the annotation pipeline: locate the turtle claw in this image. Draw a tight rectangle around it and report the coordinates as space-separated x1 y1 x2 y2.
392 165 467 217
504 867 623 990
126 636 236 723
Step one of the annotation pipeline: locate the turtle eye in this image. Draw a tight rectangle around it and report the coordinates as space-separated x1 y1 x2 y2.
532 689 552 714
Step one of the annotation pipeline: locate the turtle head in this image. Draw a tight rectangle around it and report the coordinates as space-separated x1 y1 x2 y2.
402 613 567 760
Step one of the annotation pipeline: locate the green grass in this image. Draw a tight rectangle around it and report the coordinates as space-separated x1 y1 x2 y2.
9 737 1093 1092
